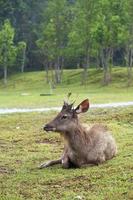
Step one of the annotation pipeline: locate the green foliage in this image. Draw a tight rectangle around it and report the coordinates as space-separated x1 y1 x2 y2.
68 0 99 57
0 0 133 84
0 19 17 67
17 41 27 68
18 41 26 51
37 0 69 62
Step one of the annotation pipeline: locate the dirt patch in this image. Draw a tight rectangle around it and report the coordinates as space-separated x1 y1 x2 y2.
35 138 61 144
15 160 22 164
41 175 91 188
12 139 22 143
0 139 8 145
0 139 10 152
0 166 15 174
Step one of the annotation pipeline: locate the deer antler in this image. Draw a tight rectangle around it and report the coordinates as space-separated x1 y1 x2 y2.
67 92 72 100
64 92 72 104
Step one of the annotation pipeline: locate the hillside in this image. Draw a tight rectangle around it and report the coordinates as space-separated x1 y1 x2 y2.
0 68 133 108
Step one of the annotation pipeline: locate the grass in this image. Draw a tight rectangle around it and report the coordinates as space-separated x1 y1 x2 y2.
0 67 133 108
0 67 133 199
0 107 133 200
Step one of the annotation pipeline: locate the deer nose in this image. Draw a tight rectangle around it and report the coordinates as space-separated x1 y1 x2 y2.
43 124 56 132
43 124 50 131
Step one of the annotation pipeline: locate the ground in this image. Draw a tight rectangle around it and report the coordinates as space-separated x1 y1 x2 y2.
0 68 133 108
0 107 133 200
0 68 133 199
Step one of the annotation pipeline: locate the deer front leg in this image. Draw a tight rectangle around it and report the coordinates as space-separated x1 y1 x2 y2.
39 158 61 169
62 155 81 168
61 147 70 169
62 156 70 169
39 146 68 169
61 147 79 169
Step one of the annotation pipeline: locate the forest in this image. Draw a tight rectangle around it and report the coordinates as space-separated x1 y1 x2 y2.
0 0 133 86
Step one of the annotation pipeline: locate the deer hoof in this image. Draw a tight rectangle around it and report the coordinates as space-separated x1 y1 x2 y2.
38 163 48 169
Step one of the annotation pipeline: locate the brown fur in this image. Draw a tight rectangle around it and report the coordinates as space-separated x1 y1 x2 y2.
39 100 117 169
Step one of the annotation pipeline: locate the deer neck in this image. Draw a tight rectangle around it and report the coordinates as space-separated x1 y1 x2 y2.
63 123 87 152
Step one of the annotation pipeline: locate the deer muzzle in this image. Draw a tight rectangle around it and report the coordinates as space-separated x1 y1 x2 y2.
43 124 56 132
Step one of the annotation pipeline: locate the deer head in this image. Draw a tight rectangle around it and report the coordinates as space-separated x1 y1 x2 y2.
43 99 89 133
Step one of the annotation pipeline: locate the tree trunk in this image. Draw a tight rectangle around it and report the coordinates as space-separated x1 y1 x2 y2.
54 56 61 84
21 48 26 73
100 48 104 70
102 48 112 85
60 56 64 78
4 65 7 85
109 48 113 82
126 46 133 86
3 51 8 85
96 50 102 70
82 53 89 85
45 60 49 84
49 61 56 89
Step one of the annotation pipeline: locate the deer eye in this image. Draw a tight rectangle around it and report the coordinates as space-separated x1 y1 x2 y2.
61 114 68 119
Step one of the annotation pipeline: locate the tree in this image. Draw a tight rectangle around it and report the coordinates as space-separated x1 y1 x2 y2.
125 0 133 86
0 20 17 85
0 0 48 71
37 22 56 84
37 0 70 84
0 0 133 86
17 41 27 73
68 0 99 84
93 0 129 85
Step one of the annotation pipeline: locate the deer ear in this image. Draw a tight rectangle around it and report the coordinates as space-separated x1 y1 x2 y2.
75 99 89 114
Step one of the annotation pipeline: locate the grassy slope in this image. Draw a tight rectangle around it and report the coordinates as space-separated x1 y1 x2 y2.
0 107 133 200
0 67 133 108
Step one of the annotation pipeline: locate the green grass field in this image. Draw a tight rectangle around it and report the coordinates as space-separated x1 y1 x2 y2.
0 107 133 200
0 68 133 199
0 67 133 108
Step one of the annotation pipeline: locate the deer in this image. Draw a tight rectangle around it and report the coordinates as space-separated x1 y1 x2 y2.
39 99 117 169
